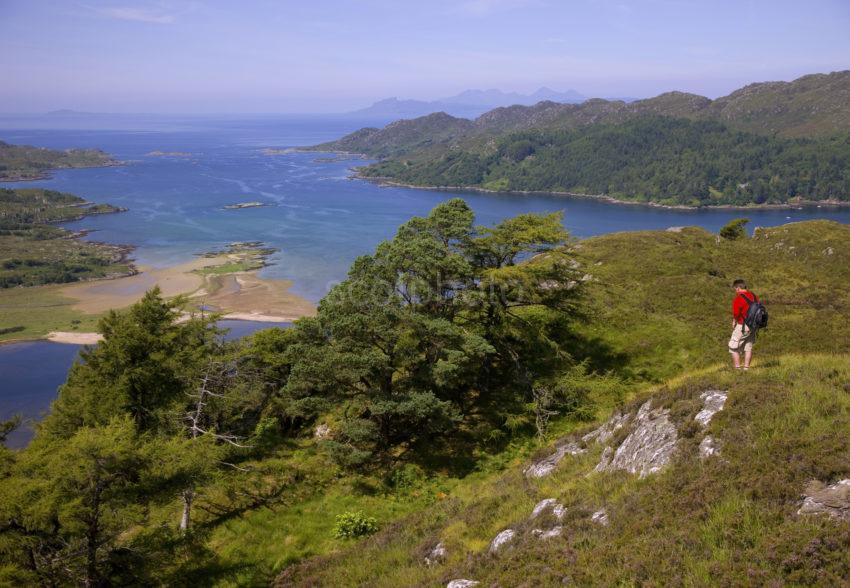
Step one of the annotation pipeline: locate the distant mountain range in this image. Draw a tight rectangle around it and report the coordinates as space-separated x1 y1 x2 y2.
349 87 593 118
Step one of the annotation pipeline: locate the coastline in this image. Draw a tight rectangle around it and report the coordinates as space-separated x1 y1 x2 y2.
330 160 850 211
0 160 124 183
0 253 315 345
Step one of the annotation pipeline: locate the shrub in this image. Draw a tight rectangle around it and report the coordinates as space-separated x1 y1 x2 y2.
720 218 750 240
332 511 379 539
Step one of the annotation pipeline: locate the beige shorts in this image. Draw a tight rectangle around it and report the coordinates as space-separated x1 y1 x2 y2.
728 323 756 354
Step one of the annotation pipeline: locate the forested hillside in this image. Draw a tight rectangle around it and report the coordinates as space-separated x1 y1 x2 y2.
313 71 850 207
361 117 850 206
1 201 848 585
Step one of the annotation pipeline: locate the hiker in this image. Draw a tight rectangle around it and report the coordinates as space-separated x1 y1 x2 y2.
729 279 762 370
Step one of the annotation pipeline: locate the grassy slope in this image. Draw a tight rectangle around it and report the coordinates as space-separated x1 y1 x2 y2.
275 354 850 587
164 220 850 586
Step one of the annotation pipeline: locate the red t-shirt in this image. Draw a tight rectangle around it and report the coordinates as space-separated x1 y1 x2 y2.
733 290 759 324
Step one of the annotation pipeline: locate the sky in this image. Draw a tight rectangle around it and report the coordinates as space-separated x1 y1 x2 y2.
1 0 849 113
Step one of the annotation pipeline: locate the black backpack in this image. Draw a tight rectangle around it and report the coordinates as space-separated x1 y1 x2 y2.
739 293 768 331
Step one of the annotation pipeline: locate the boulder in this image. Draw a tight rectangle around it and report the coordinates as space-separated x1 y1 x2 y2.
489 529 516 554
798 479 850 520
699 436 719 459
447 581 479 588
694 390 727 427
313 423 332 440
590 508 609 526
531 498 566 520
524 442 585 479
424 541 446 566
597 400 678 478
531 526 563 539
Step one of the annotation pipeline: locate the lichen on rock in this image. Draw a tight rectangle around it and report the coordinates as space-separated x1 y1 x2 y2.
694 390 727 428
524 441 585 479
798 479 850 520
488 529 516 554
597 400 678 478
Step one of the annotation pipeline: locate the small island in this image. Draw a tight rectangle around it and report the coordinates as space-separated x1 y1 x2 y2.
223 201 269 210
0 140 120 181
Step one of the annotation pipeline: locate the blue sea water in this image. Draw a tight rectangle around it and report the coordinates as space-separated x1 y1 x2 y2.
2 113 850 446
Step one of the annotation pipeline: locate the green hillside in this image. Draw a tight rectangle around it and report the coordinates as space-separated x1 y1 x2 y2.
0 140 118 181
1 206 848 586
0 188 132 288
313 71 850 207
361 117 850 206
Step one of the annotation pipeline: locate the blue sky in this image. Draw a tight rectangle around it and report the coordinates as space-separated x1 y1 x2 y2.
1 0 849 113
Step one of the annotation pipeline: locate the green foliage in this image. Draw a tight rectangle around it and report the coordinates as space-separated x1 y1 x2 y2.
0 187 130 288
363 117 850 206
720 217 750 240
332 511 379 539
0 140 116 181
279 199 580 465
40 288 219 436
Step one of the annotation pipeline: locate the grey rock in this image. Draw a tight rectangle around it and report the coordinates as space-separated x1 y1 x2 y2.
447 581 479 588
598 400 678 478
489 529 516 554
531 498 566 520
666 226 685 233
531 525 563 539
524 441 585 479
798 479 850 520
590 508 609 526
824 246 835 256
699 436 719 459
594 446 614 472
313 423 332 440
424 541 446 566
695 390 727 428
582 412 629 445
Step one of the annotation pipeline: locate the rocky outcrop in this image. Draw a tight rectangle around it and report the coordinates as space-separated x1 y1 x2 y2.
447 580 479 588
531 526 563 539
590 508 609 526
699 436 719 459
424 541 446 566
596 401 678 478
489 529 516 554
695 390 727 427
798 479 850 520
582 412 629 445
531 498 566 520
524 441 585 479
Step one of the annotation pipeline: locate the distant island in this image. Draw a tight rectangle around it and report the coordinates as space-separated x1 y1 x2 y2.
0 140 120 181
349 87 588 119
223 201 269 210
313 71 850 208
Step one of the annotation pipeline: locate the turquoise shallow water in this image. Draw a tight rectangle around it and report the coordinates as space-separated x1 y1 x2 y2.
2 114 850 446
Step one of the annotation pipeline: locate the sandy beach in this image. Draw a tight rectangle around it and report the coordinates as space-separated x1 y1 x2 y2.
59 254 316 322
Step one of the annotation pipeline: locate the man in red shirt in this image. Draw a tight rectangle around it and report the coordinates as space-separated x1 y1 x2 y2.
729 279 758 370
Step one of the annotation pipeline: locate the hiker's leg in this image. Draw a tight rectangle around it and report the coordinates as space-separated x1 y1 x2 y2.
731 351 741 368
743 350 752 369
